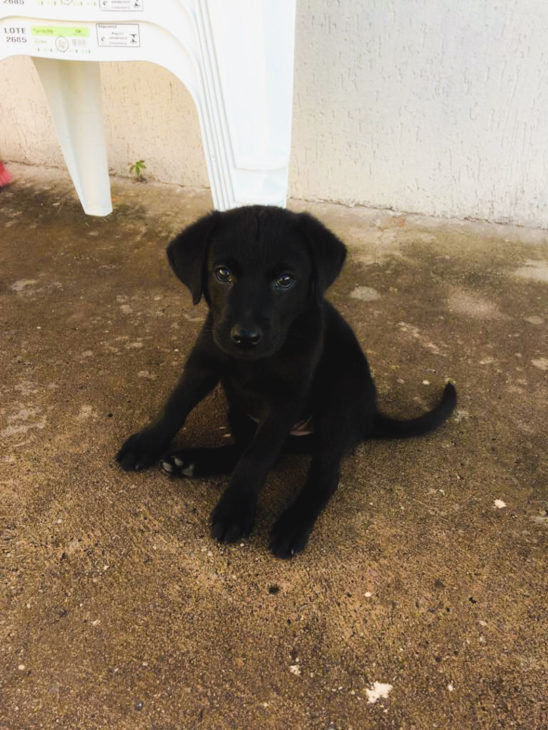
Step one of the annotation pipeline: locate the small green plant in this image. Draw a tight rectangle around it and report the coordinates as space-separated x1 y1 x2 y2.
129 159 147 182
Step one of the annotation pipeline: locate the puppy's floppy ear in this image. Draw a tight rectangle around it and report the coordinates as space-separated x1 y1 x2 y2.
167 211 220 304
296 212 347 296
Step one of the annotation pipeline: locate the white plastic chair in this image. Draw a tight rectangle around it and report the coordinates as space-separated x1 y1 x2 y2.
0 1 296 215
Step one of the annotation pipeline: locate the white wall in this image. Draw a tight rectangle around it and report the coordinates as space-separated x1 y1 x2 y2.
1 0 547 227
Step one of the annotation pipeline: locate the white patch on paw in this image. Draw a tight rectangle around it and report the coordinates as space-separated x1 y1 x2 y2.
161 460 173 473
173 456 184 467
181 464 195 477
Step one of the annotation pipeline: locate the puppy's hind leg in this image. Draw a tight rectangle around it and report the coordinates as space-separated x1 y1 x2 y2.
162 444 244 478
161 406 257 478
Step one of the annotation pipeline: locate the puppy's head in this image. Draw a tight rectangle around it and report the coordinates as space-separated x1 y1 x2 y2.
167 206 346 359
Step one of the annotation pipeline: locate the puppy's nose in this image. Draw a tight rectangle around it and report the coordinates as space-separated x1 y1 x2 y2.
230 324 262 347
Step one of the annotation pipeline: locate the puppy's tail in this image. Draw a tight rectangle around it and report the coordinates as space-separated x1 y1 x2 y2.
371 382 457 439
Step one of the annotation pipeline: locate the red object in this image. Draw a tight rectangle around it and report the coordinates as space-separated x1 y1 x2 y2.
0 161 13 187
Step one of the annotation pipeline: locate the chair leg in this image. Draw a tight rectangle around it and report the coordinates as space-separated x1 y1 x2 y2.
202 0 296 209
32 58 112 216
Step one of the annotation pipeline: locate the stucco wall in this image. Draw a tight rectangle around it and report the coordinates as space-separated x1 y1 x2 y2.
1 0 547 226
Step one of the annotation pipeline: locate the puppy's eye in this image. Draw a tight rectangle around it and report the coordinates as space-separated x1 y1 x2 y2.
214 266 233 284
273 272 296 290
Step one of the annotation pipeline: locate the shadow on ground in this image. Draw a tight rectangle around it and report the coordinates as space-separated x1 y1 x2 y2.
1 165 546 728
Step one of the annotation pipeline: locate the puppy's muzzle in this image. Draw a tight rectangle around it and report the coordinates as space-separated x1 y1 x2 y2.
230 324 263 348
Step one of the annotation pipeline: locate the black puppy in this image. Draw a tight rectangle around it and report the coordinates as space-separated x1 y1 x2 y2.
116 206 456 558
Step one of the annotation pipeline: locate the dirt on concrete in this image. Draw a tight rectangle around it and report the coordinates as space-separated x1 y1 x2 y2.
1 164 546 729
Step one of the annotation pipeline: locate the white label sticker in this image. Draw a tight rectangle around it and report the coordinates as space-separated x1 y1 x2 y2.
26 24 91 55
99 0 143 10
96 23 140 47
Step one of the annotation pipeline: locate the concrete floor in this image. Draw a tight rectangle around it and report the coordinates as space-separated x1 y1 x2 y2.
1 164 546 729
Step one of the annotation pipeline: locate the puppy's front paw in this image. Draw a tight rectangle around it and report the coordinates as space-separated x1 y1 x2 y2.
269 507 313 559
211 490 256 544
116 430 163 472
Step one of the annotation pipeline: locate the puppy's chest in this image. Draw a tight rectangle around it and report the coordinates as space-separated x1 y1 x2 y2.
221 366 298 417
